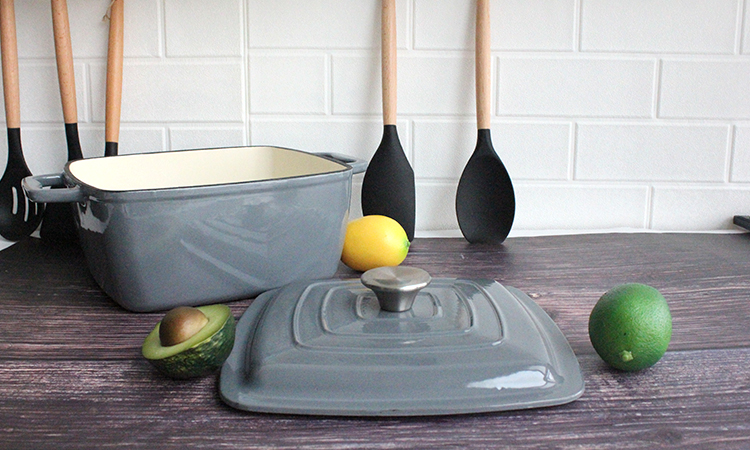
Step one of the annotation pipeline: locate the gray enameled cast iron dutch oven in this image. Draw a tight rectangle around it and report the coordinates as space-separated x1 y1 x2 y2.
23 146 367 312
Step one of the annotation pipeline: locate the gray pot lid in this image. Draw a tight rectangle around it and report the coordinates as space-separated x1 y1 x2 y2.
220 267 584 416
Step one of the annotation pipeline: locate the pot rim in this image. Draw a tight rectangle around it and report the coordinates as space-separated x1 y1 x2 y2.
53 145 363 203
67 145 351 188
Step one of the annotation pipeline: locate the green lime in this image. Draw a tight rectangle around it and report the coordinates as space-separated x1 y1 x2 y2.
588 283 672 371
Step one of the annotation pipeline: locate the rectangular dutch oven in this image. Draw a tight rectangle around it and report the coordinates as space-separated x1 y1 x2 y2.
23 146 367 312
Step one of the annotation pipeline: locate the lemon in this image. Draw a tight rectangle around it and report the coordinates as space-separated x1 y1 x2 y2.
588 283 672 371
341 215 410 272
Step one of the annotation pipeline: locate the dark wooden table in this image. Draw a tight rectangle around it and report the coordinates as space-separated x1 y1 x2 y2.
1 233 749 449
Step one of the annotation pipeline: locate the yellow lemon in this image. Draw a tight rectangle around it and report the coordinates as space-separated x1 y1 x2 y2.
341 215 410 272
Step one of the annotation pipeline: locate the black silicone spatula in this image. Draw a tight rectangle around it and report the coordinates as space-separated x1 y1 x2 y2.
455 0 515 244
40 0 83 244
360 0 415 241
0 0 44 241
104 0 123 157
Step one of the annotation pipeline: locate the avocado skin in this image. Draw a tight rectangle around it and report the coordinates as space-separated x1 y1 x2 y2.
147 313 236 379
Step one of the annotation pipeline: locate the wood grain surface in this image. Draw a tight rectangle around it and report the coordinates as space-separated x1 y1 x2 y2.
1 233 749 449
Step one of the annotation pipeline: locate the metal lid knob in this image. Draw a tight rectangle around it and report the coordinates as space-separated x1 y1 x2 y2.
360 266 432 312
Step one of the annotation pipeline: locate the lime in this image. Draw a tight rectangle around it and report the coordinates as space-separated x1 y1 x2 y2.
588 283 672 371
341 215 410 272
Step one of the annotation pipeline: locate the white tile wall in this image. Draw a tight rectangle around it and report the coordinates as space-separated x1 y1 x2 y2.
498 58 656 117
250 54 328 114
164 0 242 57
1 0 749 238
580 0 739 54
575 123 729 182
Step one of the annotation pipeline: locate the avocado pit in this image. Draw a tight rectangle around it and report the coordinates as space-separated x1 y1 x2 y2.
159 306 209 346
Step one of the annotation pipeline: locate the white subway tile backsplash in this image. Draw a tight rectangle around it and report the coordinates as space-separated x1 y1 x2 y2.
332 55 474 116
169 126 245 150
250 119 385 161
250 55 327 114
64 0 161 59
413 120 570 180
498 58 655 117
247 0 401 49
68 126 166 158
743 5 750 54
14 127 68 175
15 0 54 59
660 60 750 119
494 122 571 180
495 0 576 51
414 0 575 51
576 124 729 182
17 63 66 123
580 0 738 54
122 0 162 58
413 121 474 180
118 127 168 155
165 0 242 57
76 126 110 159
13 0 160 59
413 0 472 51
415 183 460 233
515 184 650 231
652 187 750 230
7 62 87 124
331 55 380 115
417 182 650 234
4 1 748 236
90 61 244 122
0 125 166 178
732 126 750 182
399 56 474 116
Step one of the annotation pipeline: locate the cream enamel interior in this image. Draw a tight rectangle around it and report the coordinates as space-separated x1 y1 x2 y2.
67 147 347 192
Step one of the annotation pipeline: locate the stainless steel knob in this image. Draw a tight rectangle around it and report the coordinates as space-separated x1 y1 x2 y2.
360 266 432 312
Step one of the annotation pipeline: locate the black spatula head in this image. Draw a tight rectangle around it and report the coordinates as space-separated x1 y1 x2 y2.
361 125 416 241
0 129 44 241
456 129 515 244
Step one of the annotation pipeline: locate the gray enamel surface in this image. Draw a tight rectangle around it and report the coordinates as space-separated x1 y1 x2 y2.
29 147 365 312
219 277 584 416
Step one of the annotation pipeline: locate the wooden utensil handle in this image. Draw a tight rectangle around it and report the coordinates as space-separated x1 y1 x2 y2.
51 0 77 125
381 0 397 126
475 0 491 130
0 0 20 129
105 0 123 144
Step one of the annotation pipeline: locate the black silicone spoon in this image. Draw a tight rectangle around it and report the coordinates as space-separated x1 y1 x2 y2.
40 0 83 244
104 0 123 157
0 0 44 241
455 0 515 244
360 0 415 241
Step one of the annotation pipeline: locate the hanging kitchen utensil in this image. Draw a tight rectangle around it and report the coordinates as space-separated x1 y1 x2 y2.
455 0 515 244
40 0 83 244
219 266 584 416
360 0 415 241
51 0 83 162
0 0 44 241
104 0 123 157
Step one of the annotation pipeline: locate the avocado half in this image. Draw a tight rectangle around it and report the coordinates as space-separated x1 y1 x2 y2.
142 304 236 379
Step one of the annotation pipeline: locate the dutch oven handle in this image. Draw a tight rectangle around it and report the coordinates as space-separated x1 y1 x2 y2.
22 174 85 204
316 152 368 175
